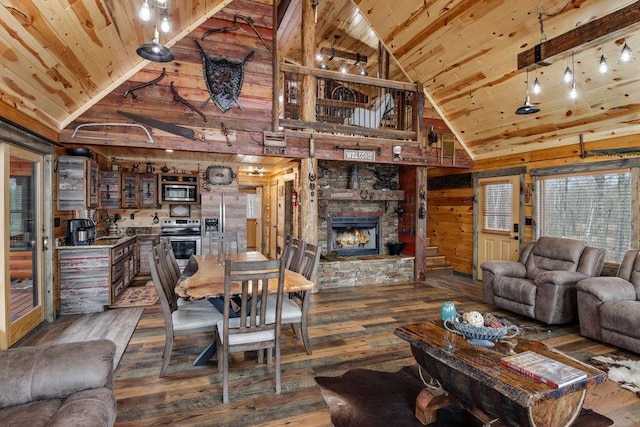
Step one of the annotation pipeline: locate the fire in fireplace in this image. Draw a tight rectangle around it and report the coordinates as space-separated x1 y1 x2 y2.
328 216 380 256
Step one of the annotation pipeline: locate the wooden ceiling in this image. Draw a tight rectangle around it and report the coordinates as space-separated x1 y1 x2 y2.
2 0 640 163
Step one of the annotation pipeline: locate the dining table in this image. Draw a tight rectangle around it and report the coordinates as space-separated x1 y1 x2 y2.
175 251 314 365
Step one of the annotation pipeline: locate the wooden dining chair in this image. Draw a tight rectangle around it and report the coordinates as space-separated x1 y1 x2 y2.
216 257 286 403
149 246 223 377
208 231 240 255
283 234 305 271
284 242 320 355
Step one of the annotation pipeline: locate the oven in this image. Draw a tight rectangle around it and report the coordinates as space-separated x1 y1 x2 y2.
160 218 202 271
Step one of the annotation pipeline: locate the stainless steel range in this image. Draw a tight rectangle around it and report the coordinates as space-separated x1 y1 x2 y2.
160 218 201 271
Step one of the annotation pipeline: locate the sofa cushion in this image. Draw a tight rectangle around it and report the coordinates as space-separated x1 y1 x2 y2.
525 237 586 279
493 276 536 305
48 388 116 427
600 301 640 339
0 398 62 427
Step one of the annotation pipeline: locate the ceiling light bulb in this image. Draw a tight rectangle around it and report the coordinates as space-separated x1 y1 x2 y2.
599 54 608 73
532 77 541 94
316 53 323 61
569 81 577 99
139 0 151 21
358 67 368 76
562 66 573 84
160 10 170 33
340 64 348 74
319 62 329 70
619 42 634 63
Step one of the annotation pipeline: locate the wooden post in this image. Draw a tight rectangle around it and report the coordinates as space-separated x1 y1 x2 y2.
300 158 319 291
415 167 427 281
300 0 315 122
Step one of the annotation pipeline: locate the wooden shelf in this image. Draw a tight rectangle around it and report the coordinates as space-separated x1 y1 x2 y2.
318 189 404 201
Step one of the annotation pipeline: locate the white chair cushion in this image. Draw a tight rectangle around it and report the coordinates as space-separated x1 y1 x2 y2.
263 295 302 323
172 307 223 331
216 319 275 345
177 297 216 311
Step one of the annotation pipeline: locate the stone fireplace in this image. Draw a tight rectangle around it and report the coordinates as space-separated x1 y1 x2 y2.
328 215 380 256
316 161 415 288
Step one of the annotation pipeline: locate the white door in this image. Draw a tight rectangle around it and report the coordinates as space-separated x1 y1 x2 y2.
1 144 46 348
477 175 521 280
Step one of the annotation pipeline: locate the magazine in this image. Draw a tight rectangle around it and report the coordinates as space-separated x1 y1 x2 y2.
500 350 587 389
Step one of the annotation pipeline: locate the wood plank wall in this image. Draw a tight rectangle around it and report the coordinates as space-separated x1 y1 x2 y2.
67 0 274 150
427 134 640 277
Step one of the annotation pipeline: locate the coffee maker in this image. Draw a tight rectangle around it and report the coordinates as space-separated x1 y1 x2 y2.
67 219 96 246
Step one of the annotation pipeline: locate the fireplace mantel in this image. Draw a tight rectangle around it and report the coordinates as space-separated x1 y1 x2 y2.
318 189 404 201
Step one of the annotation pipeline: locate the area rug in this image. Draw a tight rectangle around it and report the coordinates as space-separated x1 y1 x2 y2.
315 365 613 427
109 281 158 308
590 354 640 396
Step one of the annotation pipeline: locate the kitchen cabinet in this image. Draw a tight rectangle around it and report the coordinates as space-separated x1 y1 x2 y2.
137 234 160 275
58 236 139 314
100 170 120 209
57 156 99 210
121 172 158 208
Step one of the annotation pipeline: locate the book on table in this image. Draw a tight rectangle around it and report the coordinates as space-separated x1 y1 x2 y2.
500 350 587 389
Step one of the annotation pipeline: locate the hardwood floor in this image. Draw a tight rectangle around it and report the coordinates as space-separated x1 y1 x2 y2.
107 276 639 425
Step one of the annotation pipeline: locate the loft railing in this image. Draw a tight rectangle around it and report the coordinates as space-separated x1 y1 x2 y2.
278 64 423 141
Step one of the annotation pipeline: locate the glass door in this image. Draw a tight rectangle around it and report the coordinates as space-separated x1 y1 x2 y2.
0 144 45 348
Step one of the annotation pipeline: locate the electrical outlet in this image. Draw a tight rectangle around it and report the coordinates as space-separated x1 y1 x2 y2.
130 213 135 220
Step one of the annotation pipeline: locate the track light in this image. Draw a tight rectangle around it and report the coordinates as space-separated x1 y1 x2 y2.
619 42 634 63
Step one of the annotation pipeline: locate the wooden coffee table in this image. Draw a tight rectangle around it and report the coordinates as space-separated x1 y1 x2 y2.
395 321 606 427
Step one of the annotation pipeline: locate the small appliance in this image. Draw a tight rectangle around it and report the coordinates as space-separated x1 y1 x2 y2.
67 219 96 246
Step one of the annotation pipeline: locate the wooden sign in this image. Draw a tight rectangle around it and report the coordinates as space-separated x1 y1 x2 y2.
344 149 376 162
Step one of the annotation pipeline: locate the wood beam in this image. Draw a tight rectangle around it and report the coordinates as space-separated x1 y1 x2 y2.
320 47 368 64
276 0 293 29
518 1 640 69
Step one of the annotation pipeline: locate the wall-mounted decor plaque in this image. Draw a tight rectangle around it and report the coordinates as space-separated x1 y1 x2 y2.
206 165 235 185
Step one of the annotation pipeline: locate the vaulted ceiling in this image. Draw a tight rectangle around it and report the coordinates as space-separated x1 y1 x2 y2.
1 0 640 162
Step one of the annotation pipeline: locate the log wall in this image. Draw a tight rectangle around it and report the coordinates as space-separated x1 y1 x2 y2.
427 135 640 277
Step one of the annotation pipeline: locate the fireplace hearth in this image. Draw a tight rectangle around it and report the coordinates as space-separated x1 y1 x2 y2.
328 216 380 256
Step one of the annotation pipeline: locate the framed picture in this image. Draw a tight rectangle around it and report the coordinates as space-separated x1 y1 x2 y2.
170 204 190 217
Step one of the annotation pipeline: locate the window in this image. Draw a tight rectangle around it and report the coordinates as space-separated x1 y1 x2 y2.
536 170 631 263
246 193 258 219
482 181 512 232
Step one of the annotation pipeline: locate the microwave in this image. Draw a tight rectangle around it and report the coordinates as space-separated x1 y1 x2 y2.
161 175 199 203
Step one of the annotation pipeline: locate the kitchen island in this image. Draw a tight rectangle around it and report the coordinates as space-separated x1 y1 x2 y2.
57 235 147 314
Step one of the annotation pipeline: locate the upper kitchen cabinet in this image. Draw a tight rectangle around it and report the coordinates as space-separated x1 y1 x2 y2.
100 170 120 209
57 156 99 210
121 172 159 209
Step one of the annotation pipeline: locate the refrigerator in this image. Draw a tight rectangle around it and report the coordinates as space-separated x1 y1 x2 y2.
201 190 247 254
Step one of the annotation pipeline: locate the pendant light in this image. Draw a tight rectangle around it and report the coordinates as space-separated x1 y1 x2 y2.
137 27 174 62
619 41 634 63
515 70 540 115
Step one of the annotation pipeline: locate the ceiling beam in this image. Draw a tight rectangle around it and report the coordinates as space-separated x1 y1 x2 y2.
518 1 640 69
320 47 368 64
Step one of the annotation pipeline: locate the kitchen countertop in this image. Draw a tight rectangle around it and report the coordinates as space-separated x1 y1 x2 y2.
57 235 137 249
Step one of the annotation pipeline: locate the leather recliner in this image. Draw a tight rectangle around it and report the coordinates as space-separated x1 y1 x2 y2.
577 249 640 354
481 236 605 325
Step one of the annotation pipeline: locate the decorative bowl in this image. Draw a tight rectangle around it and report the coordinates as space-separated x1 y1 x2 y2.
444 318 519 347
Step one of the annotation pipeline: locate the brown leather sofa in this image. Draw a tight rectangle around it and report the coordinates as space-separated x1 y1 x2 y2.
481 236 605 325
577 249 640 354
0 339 116 426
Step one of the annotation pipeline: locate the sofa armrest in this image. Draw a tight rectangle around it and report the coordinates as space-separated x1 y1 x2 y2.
535 270 589 287
0 339 115 409
576 277 637 302
480 261 527 278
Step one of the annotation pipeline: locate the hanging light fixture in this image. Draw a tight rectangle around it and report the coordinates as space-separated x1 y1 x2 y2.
137 27 174 62
568 53 577 99
358 66 368 76
532 76 541 94
599 54 608 73
515 69 540 115
619 40 634 63
137 0 173 63
562 62 573 84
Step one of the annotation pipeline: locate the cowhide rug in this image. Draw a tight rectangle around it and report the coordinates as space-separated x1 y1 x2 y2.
590 354 640 396
315 365 613 427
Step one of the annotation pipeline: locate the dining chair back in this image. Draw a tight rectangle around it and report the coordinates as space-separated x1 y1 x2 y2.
283 234 305 271
208 231 240 254
216 256 286 403
149 246 223 377
286 242 320 355
159 239 181 285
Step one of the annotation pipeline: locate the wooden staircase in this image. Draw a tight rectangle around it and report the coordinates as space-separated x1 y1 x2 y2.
425 238 453 275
